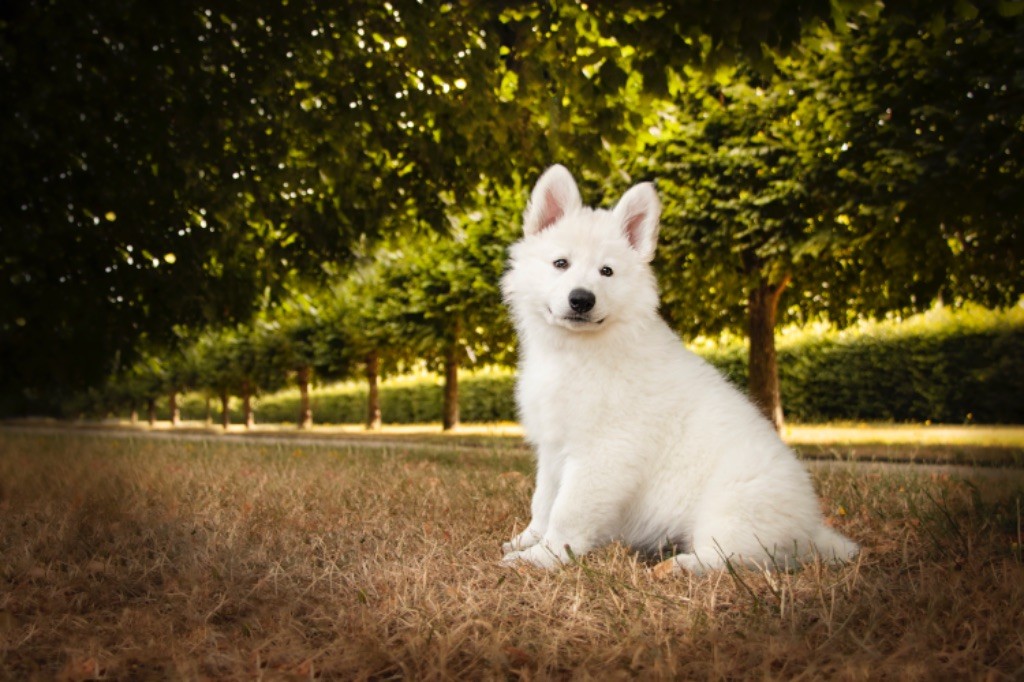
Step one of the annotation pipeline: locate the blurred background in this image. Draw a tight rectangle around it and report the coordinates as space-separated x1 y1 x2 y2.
1 0 1020 429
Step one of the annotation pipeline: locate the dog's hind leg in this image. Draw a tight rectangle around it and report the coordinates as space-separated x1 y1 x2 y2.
659 546 784 576
662 551 717 576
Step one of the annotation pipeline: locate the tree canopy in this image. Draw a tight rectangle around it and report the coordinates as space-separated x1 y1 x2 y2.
1 0 1021 420
632 3 1023 425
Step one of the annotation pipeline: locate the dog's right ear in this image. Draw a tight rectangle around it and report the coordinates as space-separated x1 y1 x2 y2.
523 165 582 236
613 181 661 263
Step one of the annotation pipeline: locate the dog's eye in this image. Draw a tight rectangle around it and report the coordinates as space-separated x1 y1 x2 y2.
600 266 614 277
553 259 569 270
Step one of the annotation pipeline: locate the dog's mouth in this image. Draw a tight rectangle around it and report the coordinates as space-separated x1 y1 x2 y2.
564 314 603 324
548 308 606 329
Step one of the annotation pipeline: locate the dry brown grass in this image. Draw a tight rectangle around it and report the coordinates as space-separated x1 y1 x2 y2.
25 417 1024 467
1 429 1022 680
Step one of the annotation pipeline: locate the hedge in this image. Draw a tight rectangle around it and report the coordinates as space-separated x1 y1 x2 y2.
155 305 1023 425
158 370 518 426
702 305 1024 424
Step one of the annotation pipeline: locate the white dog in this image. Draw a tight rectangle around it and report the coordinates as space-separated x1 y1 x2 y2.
500 165 858 574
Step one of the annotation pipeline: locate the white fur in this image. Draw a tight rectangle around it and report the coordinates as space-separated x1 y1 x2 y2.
500 165 859 574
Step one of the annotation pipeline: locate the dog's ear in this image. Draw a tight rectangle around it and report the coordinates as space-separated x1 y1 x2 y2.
613 182 661 262
523 165 582 236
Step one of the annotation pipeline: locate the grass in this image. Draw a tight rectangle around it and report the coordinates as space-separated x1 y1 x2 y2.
784 423 1024 467
784 423 1024 447
49 417 1024 467
1 429 1023 679
778 419 1019 466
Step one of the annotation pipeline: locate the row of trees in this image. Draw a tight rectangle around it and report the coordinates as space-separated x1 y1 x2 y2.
99 192 518 430
105 312 333 431
3 1 1022 428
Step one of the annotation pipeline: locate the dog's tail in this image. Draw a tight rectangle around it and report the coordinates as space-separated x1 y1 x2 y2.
813 525 860 564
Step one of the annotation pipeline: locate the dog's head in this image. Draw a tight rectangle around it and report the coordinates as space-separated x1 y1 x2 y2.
503 165 661 335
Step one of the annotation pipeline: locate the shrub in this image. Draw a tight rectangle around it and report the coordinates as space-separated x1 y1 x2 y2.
569 304 1020 424
702 305 1024 424
149 305 1022 426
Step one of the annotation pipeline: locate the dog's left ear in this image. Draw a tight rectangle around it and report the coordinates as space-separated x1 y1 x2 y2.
613 182 661 262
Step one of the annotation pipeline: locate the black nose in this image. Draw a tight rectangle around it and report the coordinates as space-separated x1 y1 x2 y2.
568 288 596 313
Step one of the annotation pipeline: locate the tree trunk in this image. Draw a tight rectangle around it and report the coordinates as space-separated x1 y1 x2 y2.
297 366 313 429
146 398 156 427
747 277 790 432
442 343 460 431
220 389 230 429
204 396 212 425
365 351 382 431
130 403 138 424
242 383 254 430
169 391 180 427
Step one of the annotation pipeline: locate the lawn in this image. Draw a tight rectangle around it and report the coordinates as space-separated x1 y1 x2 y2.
42 418 1024 467
784 423 1024 467
1 428 1022 679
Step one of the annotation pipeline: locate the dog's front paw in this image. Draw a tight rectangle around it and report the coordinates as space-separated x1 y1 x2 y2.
500 542 568 570
502 527 543 554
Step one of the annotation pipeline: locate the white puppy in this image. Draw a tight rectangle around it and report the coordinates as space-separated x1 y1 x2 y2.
500 165 858 574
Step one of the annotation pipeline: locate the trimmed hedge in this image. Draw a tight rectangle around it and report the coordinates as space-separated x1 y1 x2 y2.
158 370 518 426
156 306 1023 425
702 305 1024 424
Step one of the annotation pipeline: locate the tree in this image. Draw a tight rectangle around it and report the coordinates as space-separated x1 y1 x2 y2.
816 4 1023 313
154 332 206 427
190 324 283 429
635 4 1023 429
324 262 409 430
259 293 346 428
119 352 168 427
191 330 236 430
636 66 842 429
373 186 518 430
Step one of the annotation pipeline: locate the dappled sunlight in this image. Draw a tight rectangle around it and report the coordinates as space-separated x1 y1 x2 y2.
785 423 1024 448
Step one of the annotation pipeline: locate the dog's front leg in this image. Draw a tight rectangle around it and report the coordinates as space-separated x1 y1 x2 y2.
503 454 630 569
502 444 564 555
